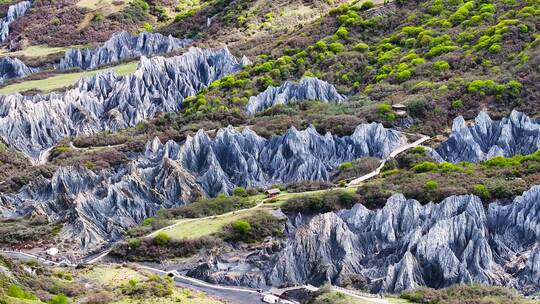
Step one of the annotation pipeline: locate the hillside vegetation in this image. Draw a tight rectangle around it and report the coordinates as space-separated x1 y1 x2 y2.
0 255 224 303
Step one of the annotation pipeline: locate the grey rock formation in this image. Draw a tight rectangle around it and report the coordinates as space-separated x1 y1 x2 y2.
0 123 403 253
266 186 540 294
433 110 540 163
0 56 38 83
0 47 248 160
0 1 31 42
245 77 346 114
56 31 192 71
143 123 404 196
0 161 204 252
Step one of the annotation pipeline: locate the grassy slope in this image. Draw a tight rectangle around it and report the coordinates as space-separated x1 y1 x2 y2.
0 256 224 304
173 0 539 135
0 61 139 95
0 45 77 58
165 209 261 240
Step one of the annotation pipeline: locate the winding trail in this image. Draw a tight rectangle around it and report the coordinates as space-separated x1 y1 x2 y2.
146 197 269 238
348 134 430 186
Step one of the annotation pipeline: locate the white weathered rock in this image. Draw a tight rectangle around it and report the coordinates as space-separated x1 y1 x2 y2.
266 186 540 294
0 56 38 83
245 77 346 115
433 110 540 163
0 123 403 253
0 1 31 42
56 31 192 70
145 123 404 196
0 47 248 159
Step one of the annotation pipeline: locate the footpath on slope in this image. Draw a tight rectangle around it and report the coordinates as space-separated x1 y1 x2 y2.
145 132 430 240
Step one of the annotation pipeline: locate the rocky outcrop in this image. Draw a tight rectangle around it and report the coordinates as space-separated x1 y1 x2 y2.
0 161 204 252
56 31 192 71
0 123 403 253
266 186 540 294
245 77 346 114
0 1 31 42
0 47 248 160
143 123 404 196
433 110 540 163
0 56 38 83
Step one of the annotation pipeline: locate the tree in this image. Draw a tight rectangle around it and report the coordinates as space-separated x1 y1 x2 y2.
232 220 252 235
425 180 439 191
48 294 69 304
153 232 171 246
233 187 248 197
360 1 374 11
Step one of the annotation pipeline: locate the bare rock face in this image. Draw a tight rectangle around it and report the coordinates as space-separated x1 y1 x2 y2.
56 31 192 70
0 157 204 253
433 110 540 163
143 123 404 196
0 47 248 159
267 185 540 294
0 56 38 83
245 77 346 115
0 123 403 253
0 1 31 42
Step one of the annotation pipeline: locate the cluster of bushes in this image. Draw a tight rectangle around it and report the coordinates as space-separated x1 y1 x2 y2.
400 284 531 304
286 181 334 193
0 219 63 245
116 210 284 261
0 257 86 304
282 190 361 214
355 149 540 206
111 236 222 261
157 194 258 219
333 157 381 183
220 211 284 243
126 216 172 237
120 275 173 298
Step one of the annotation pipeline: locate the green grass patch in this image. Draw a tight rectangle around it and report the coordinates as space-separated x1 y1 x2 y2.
0 61 138 95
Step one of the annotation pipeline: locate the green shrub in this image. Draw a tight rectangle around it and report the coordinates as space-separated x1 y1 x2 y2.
433 60 450 71
232 220 252 234
340 162 353 170
142 22 153 32
439 162 462 172
468 79 496 95
7 285 36 300
359 1 374 11
396 69 412 81
412 161 438 172
488 43 501 53
132 0 149 12
48 294 69 304
452 100 464 109
329 42 345 53
83 160 95 170
128 239 141 249
473 184 491 200
408 98 428 118
143 218 155 226
335 27 349 39
482 156 520 168
411 146 426 154
426 45 457 58
354 42 369 52
425 180 439 191
233 187 248 197
315 40 327 50
153 232 171 246
93 13 104 22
